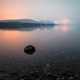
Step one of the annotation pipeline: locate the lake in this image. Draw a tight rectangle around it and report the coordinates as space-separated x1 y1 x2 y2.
0 24 80 74
0 24 80 63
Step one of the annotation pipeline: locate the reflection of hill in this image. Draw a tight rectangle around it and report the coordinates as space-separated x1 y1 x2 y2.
0 19 55 31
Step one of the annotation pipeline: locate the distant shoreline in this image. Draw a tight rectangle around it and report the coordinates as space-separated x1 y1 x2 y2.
0 19 55 28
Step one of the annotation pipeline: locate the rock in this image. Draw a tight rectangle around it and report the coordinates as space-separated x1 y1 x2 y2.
24 45 36 55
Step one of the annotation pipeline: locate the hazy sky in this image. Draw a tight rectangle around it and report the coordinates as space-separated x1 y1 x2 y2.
0 0 80 20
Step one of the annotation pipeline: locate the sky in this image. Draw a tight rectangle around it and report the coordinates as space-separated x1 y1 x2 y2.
0 0 80 21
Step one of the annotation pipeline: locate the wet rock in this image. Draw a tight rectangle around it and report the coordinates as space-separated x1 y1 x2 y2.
24 45 36 55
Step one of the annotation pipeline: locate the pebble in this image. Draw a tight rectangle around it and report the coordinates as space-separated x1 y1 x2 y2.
0 64 80 80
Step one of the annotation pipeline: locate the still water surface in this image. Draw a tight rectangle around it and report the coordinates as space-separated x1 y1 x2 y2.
0 24 80 65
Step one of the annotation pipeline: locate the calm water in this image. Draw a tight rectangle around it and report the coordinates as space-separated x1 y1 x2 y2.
0 24 80 65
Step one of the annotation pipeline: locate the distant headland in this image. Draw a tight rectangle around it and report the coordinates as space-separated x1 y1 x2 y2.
0 19 55 29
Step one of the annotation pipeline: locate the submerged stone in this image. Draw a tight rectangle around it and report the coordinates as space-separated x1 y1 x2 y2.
24 45 36 55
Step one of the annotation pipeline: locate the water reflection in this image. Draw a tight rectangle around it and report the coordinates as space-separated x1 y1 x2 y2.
0 25 55 61
0 25 55 31
0 24 80 65
59 24 70 32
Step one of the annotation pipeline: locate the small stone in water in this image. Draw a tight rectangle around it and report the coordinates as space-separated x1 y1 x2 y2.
24 45 36 55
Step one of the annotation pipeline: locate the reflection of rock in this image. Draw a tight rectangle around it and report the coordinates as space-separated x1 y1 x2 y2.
24 45 36 55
